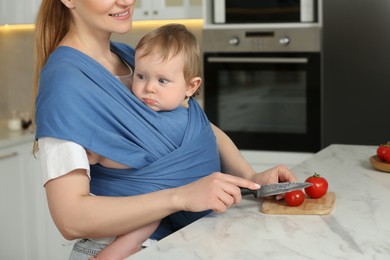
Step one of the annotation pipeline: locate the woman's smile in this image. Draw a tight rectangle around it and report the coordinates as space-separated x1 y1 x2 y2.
109 9 131 19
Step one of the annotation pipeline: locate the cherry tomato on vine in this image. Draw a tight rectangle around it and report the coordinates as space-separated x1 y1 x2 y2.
305 173 328 199
377 143 390 161
285 190 305 207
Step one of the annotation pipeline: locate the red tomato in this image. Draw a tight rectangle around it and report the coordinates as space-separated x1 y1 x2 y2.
377 144 390 161
305 173 328 199
385 151 390 164
285 190 305 207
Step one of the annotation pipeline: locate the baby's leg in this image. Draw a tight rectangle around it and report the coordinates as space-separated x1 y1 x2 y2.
89 221 160 260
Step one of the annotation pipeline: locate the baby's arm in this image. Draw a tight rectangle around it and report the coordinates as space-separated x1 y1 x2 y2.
90 220 160 260
210 124 256 179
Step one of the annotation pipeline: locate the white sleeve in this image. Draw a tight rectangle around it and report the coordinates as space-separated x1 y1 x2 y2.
38 137 90 185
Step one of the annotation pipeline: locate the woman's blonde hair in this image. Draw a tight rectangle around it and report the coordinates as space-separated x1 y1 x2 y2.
135 23 202 96
32 0 70 154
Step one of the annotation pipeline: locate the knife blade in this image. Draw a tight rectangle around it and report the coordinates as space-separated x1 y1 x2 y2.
240 182 312 198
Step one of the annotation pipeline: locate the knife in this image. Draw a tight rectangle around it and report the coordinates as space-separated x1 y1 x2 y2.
240 182 312 198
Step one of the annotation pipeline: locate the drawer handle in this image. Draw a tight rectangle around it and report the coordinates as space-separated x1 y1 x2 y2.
0 152 18 160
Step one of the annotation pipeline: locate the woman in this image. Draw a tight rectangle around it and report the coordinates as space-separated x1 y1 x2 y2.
33 0 297 259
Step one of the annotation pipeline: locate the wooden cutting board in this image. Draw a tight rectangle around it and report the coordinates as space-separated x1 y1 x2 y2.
370 155 390 173
260 192 336 215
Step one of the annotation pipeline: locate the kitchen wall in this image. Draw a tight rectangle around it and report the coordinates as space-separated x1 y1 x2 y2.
0 26 35 120
0 20 204 121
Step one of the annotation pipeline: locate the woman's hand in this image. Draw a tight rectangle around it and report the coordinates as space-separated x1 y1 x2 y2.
251 164 297 185
251 164 297 200
174 172 260 214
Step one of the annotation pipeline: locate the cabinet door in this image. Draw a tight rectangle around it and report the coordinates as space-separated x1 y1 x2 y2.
152 0 188 20
156 0 203 20
0 145 29 260
133 0 154 20
182 0 203 19
22 143 73 259
0 141 72 260
0 0 40 25
0 1 6 24
133 0 202 21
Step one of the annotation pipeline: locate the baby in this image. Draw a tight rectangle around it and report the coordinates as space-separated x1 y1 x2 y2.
88 23 203 260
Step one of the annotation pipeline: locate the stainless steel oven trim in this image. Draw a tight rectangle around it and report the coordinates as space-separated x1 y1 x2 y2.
207 57 309 64
213 0 226 24
301 0 315 22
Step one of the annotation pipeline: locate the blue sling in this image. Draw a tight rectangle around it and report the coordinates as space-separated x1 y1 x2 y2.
35 42 221 240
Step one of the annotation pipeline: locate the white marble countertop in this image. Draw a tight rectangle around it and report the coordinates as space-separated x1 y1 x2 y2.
129 144 390 260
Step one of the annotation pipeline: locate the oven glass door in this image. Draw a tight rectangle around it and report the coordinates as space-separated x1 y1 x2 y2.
204 52 320 152
225 0 301 23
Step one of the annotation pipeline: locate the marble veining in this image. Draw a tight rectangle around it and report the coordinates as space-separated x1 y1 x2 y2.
129 145 390 260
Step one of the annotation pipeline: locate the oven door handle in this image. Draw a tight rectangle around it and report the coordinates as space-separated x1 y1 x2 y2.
207 57 308 64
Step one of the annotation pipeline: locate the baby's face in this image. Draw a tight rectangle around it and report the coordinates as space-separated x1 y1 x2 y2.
132 50 191 111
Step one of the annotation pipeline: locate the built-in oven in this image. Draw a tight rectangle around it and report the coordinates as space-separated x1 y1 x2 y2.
202 27 321 152
212 0 318 24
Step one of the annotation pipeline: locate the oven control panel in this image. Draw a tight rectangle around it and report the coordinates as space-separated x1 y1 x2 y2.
203 27 321 53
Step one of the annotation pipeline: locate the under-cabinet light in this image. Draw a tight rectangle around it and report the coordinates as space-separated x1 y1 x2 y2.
0 19 203 32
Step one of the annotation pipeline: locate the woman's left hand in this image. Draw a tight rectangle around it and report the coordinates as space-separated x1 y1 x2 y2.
251 165 297 199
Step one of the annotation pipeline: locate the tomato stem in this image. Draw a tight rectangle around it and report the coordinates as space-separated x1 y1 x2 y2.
313 172 321 178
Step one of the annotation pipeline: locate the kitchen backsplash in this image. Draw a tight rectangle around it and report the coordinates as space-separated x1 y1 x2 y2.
0 26 35 120
0 20 204 121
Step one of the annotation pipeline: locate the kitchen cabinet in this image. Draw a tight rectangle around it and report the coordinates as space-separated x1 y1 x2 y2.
133 0 202 20
0 143 30 260
0 0 41 25
0 139 72 260
0 0 202 25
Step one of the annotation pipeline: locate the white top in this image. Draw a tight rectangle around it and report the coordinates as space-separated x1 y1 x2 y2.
38 137 90 185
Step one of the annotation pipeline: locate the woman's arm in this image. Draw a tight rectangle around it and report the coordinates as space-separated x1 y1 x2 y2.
45 168 260 240
45 169 178 240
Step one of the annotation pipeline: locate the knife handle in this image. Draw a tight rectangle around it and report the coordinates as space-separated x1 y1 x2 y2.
240 188 257 198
